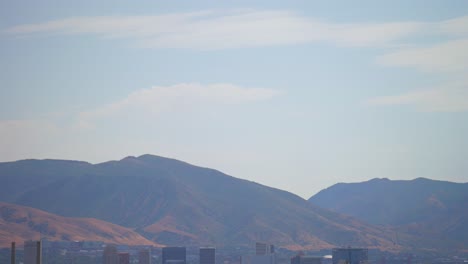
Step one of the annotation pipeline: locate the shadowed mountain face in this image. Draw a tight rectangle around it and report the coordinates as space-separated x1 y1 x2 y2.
309 178 468 248
0 201 157 248
0 155 460 252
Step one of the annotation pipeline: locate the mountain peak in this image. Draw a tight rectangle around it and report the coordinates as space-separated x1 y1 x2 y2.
368 177 390 182
121 155 137 160
119 156 147 165
137 154 162 159
135 154 193 167
113 154 187 167
137 154 181 162
412 177 431 182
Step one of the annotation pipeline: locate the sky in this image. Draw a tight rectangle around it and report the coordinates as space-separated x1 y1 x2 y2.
1 0 468 198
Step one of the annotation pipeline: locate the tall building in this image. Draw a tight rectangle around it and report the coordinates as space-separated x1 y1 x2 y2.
200 247 215 264
24 240 41 264
139 248 151 264
162 247 186 264
103 245 118 264
332 248 368 264
118 252 130 264
255 243 274 255
291 255 322 264
11 242 16 264
244 243 275 264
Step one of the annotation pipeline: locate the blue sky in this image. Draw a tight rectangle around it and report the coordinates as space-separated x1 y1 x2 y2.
1 1 467 197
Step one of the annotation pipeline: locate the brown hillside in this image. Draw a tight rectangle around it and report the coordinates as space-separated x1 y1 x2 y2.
0 202 160 248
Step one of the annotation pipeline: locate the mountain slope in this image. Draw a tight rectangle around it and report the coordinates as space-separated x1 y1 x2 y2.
0 202 157 248
309 178 468 248
0 156 456 251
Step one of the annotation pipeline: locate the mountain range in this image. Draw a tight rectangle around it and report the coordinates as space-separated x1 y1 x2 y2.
309 178 468 250
0 155 466 253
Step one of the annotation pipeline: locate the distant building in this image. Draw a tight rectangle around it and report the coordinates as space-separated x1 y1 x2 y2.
162 247 186 264
332 248 368 264
322 255 332 264
139 248 152 264
255 243 274 255
291 255 322 264
242 243 275 264
24 240 41 264
11 242 16 264
103 245 118 264
200 247 215 264
118 252 130 264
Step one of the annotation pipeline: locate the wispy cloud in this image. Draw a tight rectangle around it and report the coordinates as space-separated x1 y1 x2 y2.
372 35 468 112
78 83 280 127
7 10 468 50
368 16 468 113
368 81 468 112
377 38 468 73
6 10 468 112
433 15 468 36
4 10 430 49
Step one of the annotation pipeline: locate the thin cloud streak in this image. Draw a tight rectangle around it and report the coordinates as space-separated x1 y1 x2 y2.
372 38 468 112
369 17 468 113
377 38 468 73
368 82 468 112
433 16 468 36
4 10 433 49
77 83 281 128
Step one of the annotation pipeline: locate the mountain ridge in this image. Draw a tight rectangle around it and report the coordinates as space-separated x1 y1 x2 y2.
308 177 468 250
0 155 465 252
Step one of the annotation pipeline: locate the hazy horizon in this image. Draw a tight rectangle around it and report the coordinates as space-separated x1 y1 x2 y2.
1 153 467 199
